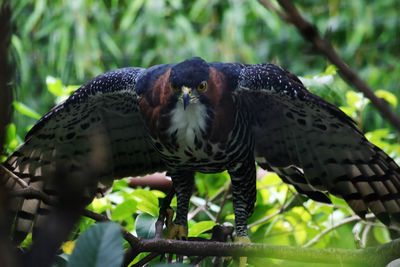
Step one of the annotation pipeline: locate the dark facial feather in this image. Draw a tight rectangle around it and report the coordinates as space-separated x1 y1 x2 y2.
169 57 210 89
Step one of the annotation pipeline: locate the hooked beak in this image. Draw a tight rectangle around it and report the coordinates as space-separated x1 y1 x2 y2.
181 87 192 110
183 93 190 110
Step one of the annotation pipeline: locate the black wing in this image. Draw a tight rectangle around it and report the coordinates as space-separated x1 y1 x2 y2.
3 67 165 242
235 63 400 225
7 67 165 181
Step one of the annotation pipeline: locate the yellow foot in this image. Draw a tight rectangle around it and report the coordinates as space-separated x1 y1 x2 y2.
165 208 188 240
166 223 188 239
234 236 251 267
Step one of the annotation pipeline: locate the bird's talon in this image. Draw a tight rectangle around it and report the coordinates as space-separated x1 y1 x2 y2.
166 208 174 227
166 223 188 240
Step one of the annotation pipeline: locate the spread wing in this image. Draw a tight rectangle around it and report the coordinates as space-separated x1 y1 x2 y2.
235 63 400 225
2 67 165 242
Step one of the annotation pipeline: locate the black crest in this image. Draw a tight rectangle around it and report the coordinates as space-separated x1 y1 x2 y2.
169 57 210 88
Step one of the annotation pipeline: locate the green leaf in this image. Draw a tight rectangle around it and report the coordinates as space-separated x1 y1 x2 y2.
346 91 361 108
375 90 397 107
324 65 338 75
19 233 32 249
13 101 41 120
136 200 159 217
260 173 282 186
373 226 391 244
89 198 112 214
339 106 356 118
188 221 216 237
135 213 157 239
65 85 80 95
132 189 159 216
111 199 137 221
67 222 123 267
46 76 64 97
5 123 19 151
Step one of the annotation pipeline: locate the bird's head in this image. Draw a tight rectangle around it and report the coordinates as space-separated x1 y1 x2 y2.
168 57 210 110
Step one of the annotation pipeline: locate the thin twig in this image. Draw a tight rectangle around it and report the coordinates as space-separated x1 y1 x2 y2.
216 184 231 223
303 214 375 248
203 206 216 222
259 0 400 132
1 165 29 188
188 180 230 220
361 224 372 248
258 0 289 21
189 198 210 221
248 192 297 228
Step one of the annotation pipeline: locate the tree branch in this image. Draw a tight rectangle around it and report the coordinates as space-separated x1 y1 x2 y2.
136 237 400 266
82 209 141 248
259 0 400 133
7 183 400 266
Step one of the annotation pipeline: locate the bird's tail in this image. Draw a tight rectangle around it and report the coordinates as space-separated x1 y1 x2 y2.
258 162 332 204
1 154 43 244
274 166 332 204
1 145 106 244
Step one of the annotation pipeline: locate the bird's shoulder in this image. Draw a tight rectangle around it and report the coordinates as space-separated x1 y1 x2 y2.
208 62 246 90
236 63 357 130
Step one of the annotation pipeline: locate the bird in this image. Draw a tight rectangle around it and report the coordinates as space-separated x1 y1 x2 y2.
2 57 400 247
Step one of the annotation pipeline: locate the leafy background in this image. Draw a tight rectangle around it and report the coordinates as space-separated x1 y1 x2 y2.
5 0 400 266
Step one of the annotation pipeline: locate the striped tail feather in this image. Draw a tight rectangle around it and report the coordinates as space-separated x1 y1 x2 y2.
1 153 98 244
287 119 400 226
273 166 332 204
326 144 400 225
258 162 332 204
1 154 43 244
1 136 69 244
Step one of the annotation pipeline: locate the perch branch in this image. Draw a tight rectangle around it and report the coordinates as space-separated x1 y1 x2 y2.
136 237 400 266
7 181 400 266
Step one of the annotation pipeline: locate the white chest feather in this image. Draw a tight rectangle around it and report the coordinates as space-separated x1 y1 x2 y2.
167 103 207 148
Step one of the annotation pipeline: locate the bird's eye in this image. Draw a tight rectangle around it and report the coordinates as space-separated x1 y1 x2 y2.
197 81 207 93
170 83 180 93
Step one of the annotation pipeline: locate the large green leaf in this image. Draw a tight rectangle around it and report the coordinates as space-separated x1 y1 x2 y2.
111 199 137 221
135 213 157 239
67 222 123 267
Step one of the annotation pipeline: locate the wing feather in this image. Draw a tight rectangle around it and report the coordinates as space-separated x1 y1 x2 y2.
236 63 400 225
2 67 165 243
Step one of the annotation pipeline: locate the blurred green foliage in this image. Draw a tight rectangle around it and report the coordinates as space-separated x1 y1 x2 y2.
5 0 400 266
